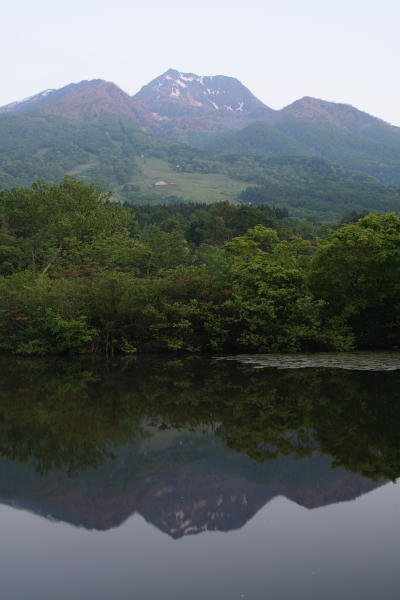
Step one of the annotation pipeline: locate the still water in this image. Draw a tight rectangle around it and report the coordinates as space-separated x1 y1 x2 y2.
0 353 399 599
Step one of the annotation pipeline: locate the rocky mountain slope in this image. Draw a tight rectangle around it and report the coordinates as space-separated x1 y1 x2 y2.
134 68 274 118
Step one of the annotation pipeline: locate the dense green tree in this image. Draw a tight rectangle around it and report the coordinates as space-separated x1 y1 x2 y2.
311 212 400 348
140 225 191 273
0 177 135 274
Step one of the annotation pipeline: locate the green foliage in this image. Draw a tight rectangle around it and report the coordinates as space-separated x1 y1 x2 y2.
234 157 400 221
310 212 400 348
0 177 136 275
0 114 167 190
135 201 284 246
0 273 97 354
225 229 351 351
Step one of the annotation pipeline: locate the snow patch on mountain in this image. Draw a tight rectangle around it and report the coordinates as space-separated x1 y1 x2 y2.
132 68 275 124
188 96 203 107
180 74 194 82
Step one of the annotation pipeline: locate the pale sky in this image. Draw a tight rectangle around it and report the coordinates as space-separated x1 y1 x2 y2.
2 0 399 125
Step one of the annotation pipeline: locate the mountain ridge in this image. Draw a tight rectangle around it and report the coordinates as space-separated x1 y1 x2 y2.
0 79 156 128
2 70 398 133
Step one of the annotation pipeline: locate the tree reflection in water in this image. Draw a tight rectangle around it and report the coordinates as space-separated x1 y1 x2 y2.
0 355 399 481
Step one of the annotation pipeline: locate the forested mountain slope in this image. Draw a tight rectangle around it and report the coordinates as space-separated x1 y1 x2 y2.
1 110 400 220
196 116 400 186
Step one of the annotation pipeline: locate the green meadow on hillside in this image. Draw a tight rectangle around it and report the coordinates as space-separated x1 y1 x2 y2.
121 157 251 204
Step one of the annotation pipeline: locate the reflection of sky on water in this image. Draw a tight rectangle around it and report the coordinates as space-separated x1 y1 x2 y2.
1 482 399 600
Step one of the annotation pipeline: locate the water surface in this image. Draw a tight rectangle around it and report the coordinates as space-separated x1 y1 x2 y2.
0 354 399 599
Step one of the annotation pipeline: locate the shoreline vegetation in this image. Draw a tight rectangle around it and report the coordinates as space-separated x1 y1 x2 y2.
0 178 399 356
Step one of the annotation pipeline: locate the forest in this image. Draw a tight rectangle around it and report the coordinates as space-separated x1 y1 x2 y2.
0 177 399 355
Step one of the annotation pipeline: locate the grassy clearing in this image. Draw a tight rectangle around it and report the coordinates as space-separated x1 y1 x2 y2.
131 157 250 203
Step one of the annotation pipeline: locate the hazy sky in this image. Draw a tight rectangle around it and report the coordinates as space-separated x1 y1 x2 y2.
2 0 399 124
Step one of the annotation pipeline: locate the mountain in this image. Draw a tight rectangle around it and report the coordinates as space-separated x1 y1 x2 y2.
279 96 397 133
132 68 275 140
130 71 400 185
0 79 155 127
133 70 400 185
0 70 274 138
2 71 399 143
1 70 400 218
198 106 400 186
0 88 58 114
134 68 273 120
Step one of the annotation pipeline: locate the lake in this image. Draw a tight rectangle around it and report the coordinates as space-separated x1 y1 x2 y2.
0 352 399 599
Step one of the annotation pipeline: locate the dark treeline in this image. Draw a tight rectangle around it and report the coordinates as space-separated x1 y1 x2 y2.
0 177 399 355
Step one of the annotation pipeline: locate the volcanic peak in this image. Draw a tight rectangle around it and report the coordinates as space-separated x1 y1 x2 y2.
133 68 274 119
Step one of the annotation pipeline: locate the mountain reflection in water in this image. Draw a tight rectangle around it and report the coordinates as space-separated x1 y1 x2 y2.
0 354 398 538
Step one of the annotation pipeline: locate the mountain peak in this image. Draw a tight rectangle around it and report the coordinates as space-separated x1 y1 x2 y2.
280 95 396 132
0 80 109 114
0 79 155 126
133 69 274 120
